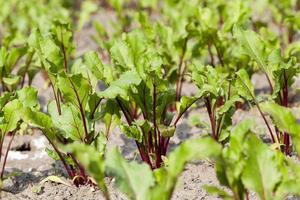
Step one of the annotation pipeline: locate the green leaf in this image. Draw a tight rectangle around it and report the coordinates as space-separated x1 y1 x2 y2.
106 148 155 200
5 46 27 72
57 73 91 109
99 70 141 99
51 20 73 55
275 159 300 199
192 65 226 98
176 96 198 116
120 123 142 143
28 29 64 73
2 75 21 87
22 106 54 140
0 99 22 133
84 51 104 80
110 40 134 69
235 69 255 101
107 0 127 13
214 120 254 199
233 26 270 75
261 102 300 155
78 1 98 30
158 125 175 137
241 135 282 200
217 95 243 115
167 137 221 177
17 87 38 108
0 92 12 110
92 132 107 155
100 99 121 136
261 102 300 135
22 107 52 130
138 0 157 9
48 101 85 141
203 185 233 200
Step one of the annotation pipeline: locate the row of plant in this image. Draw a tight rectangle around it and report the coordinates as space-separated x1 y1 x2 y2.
0 0 300 199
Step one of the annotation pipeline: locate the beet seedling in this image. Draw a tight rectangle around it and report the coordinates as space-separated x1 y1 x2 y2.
234 26 300 155
24 21 118 186
99 29 198 169
192 65 242 141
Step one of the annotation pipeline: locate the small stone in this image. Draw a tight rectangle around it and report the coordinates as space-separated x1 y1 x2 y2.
3 178 14 192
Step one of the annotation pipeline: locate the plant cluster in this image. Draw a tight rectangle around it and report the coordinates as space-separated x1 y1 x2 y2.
0 0 300 200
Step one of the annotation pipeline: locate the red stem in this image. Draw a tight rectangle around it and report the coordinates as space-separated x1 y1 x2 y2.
50 82 61 115
256 103 276 143
152 84 158 150
44 133 74 178
283 70 290 155
173 97 200 126
239 76 276 143
69 79 89 141
213 42 225 67
61 31 68 72
69 153 87 185
208 44 215 67
0 131 16 179
20 52 33 88
205 97 217 140
116 98 153 168
177 61 188 101
176 38 188 101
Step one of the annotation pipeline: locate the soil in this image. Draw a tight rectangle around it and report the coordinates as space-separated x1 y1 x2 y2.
1 9 300 200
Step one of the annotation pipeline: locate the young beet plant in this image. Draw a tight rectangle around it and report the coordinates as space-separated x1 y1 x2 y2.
99 30 198 169
192 65 242 142
22 21 118 186
0 33 39 187
234 25 300 155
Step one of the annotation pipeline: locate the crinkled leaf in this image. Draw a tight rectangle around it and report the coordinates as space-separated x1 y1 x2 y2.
17 87 38 108
28 29 64 73
84 51 104 80
120 124 142 143
233 26 270 76
158 125 175 137
57 73 91 108
110 40 134 69
99 70 141 99
48 101 85 141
